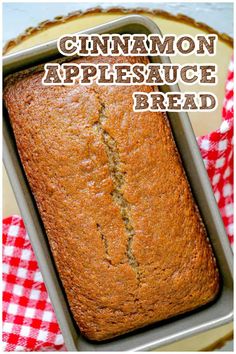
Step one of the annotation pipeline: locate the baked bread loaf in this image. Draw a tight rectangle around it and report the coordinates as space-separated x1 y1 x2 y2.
4 55 219 341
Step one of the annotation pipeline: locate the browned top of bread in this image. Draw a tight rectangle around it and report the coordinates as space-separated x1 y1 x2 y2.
4 55 219 341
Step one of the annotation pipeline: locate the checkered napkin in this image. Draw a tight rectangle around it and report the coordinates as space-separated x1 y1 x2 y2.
197 59 234 245
2 216 65 351
2 60 234 351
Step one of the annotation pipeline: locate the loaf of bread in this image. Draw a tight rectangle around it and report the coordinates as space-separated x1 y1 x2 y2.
4 55 219 341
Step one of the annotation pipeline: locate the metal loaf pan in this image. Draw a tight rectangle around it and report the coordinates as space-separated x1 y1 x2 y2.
3 15 233 351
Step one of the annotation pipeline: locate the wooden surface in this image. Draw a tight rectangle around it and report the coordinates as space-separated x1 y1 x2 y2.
3 6 233 351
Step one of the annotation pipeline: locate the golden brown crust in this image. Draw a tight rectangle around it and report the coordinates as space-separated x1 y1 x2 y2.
3 6 233 55
4 55 219 341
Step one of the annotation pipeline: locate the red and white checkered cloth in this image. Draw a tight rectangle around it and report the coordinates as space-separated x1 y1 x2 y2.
2 216 65 351
2 60 234 351
197 59 234 245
